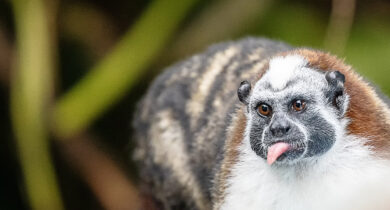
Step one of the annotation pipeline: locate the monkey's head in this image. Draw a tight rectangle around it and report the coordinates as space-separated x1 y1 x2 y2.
238 55 349 165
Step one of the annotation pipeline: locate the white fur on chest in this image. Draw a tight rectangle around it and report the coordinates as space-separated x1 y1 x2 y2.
220 136 390 210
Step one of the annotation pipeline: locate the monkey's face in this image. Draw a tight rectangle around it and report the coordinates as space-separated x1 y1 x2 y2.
238 55 349 165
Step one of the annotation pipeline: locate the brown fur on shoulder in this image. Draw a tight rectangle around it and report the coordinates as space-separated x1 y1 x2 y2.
213 107 247 209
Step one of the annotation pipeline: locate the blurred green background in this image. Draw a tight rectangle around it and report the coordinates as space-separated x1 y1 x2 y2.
1 0 389 209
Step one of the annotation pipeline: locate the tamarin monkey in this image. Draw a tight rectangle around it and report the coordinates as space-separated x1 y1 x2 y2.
133 38 390 210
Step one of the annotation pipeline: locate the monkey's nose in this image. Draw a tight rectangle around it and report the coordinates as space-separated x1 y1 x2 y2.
270 120 291 137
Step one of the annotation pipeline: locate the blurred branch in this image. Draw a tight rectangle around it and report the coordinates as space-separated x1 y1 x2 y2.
161 0 272 66
324 0 356 55
10 0 63 209
61 135 140 210
52 0 200 138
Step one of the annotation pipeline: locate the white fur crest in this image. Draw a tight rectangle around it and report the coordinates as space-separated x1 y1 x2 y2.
263 55 307 91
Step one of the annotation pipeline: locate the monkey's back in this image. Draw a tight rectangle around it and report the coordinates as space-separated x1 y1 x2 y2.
133 38 291 209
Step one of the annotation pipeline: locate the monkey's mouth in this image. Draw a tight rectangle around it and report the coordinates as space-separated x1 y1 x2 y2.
266 141 305 165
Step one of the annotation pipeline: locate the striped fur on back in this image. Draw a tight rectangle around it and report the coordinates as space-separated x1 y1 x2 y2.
133 38 291 209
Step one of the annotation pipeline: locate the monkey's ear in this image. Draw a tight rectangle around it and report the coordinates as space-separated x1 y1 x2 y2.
238 80 251 106
325 70 345 85
325 71 349 117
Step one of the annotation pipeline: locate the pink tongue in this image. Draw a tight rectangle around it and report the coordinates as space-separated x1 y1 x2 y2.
267 142 290 165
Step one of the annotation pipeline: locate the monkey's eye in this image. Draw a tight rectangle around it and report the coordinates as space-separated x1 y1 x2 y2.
257 104 272 116
292 99 306 112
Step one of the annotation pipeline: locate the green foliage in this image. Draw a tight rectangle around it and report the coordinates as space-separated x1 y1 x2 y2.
11 0 200 209
254 3 328 48
11 0 63 209
52 0 200 138
345 17 390 94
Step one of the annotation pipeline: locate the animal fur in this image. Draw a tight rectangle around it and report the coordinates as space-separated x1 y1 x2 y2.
132 38 390 210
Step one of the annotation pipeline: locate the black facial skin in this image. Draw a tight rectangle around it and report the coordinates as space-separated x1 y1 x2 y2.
249 101 335 164
249 111 308 162
303 115 335 157
237 71 346 164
